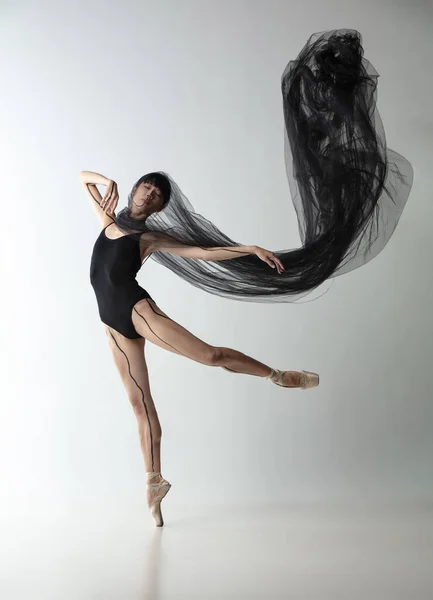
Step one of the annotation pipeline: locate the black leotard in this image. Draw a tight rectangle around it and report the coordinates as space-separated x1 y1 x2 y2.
90 224 152 338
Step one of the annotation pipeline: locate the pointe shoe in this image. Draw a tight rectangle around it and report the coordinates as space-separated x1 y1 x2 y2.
146 471 172 527
266 368 319 389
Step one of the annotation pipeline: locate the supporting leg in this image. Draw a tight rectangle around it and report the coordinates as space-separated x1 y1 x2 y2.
104 326 162 473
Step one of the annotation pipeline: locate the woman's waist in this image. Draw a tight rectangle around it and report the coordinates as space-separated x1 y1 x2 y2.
90 272 141 291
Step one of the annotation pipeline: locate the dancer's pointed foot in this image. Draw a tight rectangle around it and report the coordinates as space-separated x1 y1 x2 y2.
146 471 172 527
266 368 319 389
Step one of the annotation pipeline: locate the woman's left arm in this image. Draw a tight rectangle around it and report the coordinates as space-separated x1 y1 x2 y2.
202 245 285 274
149 233 285 274
147 232 253 260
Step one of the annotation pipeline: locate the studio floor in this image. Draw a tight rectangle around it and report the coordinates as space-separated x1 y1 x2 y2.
1 502 432 599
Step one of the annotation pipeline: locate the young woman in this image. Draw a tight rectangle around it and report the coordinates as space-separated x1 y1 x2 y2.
81 170 319 527
81 28 412 526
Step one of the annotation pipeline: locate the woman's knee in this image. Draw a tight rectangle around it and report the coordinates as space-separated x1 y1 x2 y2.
205 346 225 366
128 392 159 420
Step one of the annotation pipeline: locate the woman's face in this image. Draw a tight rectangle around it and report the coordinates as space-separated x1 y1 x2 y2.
130 181 165 218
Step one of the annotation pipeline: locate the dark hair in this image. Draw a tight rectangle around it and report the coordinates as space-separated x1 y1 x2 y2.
133 172 171 208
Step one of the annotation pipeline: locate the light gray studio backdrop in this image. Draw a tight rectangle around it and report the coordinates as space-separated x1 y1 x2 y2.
0 0 432 512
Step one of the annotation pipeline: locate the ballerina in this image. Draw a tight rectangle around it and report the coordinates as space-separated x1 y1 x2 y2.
81 29 412 526
82 171 318 526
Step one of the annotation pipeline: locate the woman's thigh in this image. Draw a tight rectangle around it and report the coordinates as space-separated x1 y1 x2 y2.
103 324 158 418
130 298 219 366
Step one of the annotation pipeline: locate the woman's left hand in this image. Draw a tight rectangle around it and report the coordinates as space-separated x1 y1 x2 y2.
254 246 285 274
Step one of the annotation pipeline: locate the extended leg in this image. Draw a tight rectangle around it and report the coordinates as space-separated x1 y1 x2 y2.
131 299 304 386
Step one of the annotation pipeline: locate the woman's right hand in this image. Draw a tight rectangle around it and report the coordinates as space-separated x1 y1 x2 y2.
100 180 119 214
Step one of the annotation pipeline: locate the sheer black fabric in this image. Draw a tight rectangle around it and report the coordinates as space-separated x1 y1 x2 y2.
114 29 413 303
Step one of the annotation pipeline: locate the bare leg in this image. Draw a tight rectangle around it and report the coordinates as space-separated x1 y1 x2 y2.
103 325 162 473
131 299 303 386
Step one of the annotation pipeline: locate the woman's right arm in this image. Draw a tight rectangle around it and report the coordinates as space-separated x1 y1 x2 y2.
79 171 116 228
79 171 111 186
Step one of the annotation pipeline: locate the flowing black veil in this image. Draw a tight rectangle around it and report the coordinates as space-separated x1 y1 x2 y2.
114 29 413 302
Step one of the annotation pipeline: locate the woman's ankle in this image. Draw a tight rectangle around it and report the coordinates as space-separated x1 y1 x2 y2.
146 471 162 484
266 367 278 380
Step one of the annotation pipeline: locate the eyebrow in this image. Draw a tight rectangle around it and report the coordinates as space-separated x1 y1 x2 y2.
145 183 161 195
